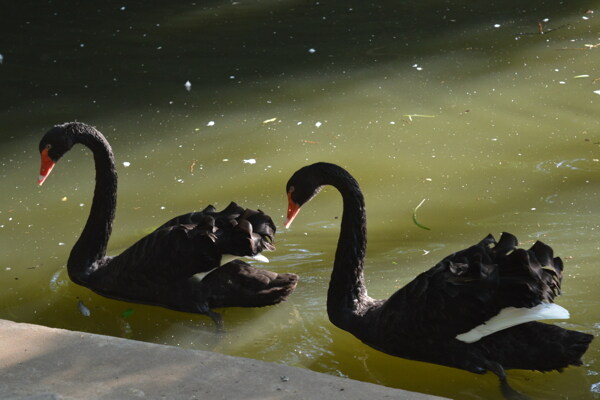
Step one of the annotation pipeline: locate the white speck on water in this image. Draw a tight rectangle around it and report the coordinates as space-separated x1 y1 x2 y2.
229 75 236 79
120 6 126 11
315 121 322 128
594 90 600 95
184 80 191 91
123 161 131 167
243 159 257 164
542 18 549 22
5 267 11 271
176 178 184 183
78 300 91 317
207 121 215 126
79 203 84 207
531 207 537 211
222 158 229 162
308 48 316 54
160 206 166 210
494 24 501 28
559 81 566 84
58 242 65 246
582 16 589 20
591 382 600 394
297 121 303 125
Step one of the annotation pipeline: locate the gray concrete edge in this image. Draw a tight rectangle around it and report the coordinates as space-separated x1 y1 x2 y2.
0 319 448 400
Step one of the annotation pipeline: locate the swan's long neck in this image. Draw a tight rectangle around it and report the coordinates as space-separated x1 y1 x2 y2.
325 167 372 330
67 126 117 284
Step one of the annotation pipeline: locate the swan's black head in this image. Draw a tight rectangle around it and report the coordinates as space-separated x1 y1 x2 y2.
37 122 90 185
285 162 335 228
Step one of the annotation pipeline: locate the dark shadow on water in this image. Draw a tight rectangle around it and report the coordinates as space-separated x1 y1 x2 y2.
0 0 594 141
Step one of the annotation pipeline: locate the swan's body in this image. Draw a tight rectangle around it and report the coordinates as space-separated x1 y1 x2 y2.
285 162 592 396
38 122 297 323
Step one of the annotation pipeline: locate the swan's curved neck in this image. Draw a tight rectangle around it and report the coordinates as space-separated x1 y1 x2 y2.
324 167 372 330
67 127 117 283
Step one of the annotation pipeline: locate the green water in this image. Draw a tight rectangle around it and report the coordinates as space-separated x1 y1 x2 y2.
1 1 598 399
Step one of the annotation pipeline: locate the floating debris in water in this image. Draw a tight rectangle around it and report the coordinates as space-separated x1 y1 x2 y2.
184 80 191 91
207 121 215 127
308 48 316 54
412 198 431 231
403 114 435 122
262 117 277 124
77 300 91 317
243 159 257 164
315 121 322 128
594 90 600 95
122 161 131 167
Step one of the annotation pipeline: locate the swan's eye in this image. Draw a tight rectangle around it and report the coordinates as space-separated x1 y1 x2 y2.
45 144 52 150
288 185 295 194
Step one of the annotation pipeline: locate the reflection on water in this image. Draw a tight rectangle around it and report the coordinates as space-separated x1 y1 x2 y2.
1 1 599 399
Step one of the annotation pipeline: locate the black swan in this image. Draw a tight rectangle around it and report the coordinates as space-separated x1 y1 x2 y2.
284 162 593 398
37 122 298 325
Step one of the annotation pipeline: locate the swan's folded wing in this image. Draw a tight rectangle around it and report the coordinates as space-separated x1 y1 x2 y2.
381 233 566 342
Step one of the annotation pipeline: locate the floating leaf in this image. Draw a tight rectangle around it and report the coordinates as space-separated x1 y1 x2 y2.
412 198 431 230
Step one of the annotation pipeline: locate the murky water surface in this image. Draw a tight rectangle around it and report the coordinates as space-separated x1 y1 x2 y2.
1 2 599 399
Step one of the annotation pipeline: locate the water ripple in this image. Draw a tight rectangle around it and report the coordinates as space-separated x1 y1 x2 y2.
535 158 600 173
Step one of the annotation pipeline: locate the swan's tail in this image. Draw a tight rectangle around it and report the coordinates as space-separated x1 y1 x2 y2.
478 321 593 372
194 260 299 308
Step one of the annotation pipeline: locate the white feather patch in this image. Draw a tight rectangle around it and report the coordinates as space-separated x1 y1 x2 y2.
455 303 570 343
219 253 269 266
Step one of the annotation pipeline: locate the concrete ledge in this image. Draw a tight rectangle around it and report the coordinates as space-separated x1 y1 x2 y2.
0 319 446 400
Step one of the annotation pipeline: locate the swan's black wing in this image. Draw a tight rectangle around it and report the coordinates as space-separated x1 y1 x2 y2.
379 233 564 340
373 233 591 374
84 202 277 308
154 201 276 256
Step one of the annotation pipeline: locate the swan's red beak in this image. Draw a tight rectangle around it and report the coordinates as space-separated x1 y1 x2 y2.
284 192 301 229
38 148 55 186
